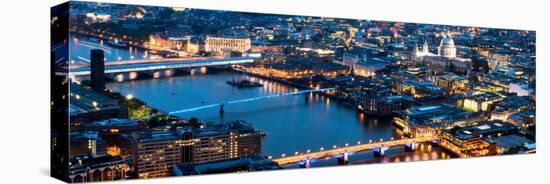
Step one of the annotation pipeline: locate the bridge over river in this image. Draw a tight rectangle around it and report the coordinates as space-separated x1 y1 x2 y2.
272 136 440 166
65 56 255 76
168 88 336 115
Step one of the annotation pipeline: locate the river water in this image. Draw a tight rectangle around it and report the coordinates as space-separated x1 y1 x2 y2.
71 35 453 163
107 72 398 157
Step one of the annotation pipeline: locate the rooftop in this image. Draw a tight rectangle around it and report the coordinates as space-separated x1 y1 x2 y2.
489 135 534 149
131 120 257 143
172 156 280 176
446 121 518 140
70 131 100 141
397 104 474 126
69 84 120 116
494 95 534 112
465 92 503 102
438 74 467 81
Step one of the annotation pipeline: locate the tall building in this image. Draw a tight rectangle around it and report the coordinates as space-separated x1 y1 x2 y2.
129 121 263 179
90 49 105 92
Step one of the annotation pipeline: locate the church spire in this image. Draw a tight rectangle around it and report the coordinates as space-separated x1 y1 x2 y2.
349 62 356 75
422 40 429 55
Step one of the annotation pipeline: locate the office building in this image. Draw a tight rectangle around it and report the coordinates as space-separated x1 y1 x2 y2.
129 121 263 179
90 49 105 93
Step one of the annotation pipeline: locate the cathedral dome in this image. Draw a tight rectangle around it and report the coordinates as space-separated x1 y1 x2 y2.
440 35 455 47
438 35 456 58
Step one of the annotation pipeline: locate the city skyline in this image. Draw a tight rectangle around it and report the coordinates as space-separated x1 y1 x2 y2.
51 1 536 183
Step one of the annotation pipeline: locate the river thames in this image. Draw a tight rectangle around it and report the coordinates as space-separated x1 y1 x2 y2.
107 71 397 157
71 35 454 164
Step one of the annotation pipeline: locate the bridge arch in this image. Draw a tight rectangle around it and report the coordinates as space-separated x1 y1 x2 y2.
91 169 102 182
103 167 113 181
114 166 123 179
73 175 84 183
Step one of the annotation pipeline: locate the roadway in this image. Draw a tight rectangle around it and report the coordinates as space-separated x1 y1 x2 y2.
66 56 256 76
272 136 439 165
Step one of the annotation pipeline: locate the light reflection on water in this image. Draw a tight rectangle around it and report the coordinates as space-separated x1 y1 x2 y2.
283 143 455 168
69 35 148 64
108 72 400 157
75 34 458 163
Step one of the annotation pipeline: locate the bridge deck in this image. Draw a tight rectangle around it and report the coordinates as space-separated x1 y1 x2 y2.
66 57 255 76
272 136 439 165
168 88 335 115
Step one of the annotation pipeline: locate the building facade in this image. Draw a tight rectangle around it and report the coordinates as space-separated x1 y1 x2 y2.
68 155 130 183
413 35 473 73
393 104 480 137
130 121 263 179
204 36 251 54
90 49 105 92
440 121 519 157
